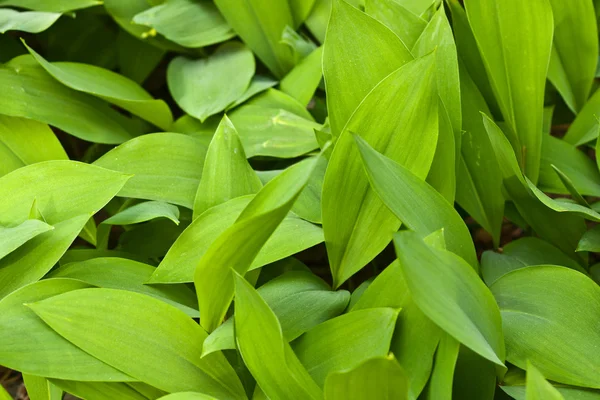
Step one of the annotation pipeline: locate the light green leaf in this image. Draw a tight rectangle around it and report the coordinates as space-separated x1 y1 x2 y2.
158 394 217 400
227 75 278 109
48 257 198 317
526 362 565 400
50 380 148 400
94 133 207 208
0 279 132 381
323 55 439 287
547 0 598 113
202 270 349 356
0 386 9 400
456 66 504 246
365 0 427 49
288 0 317 26
293 307 399 387
150 195 324 284
354 135 477 269
578 225 600 252
539 135 600 197
25 43 173 131
213 0 294 77
0 219 53 260
0 55 139 144
0 0 100 12
0 9 60 33
323 0 413 136
305 0 330 42
425 334 460 400
103 201 180 226
394 231 505 366
132 0 234 48
168 42 254 122
280 46 323 106
324 355 409 400
465 0 554 183
193 116 262 218
233 272 323 400
23 374 62 400
29 288 246 398
229 104 321 158
0 115 67 177
490 266 600 388
563 89 600 145
195 157 320 331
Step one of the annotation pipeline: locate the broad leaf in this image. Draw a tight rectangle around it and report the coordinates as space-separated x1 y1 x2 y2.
0 0 99 12
29 288 247 398
0 9 60 33
365 0 427 49
0 219 53 260
102 201 180 226
425 334 460 400
526 362 564 400
280 46 323 106
578 225 600 252
23 374 62 400
50 381 148 400
157 394 217 400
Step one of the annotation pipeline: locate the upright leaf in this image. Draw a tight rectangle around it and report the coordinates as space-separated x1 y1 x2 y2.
280 46 323 106
323 55 438 287
365 0 427 49
465 0 554 183
0 219 53 260
425 334 460 400
323 0 413 136
563 89 600 145
22 375 62 400
193 116 262 218
526 362 564 400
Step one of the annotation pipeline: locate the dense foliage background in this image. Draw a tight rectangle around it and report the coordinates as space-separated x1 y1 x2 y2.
1 0 600 399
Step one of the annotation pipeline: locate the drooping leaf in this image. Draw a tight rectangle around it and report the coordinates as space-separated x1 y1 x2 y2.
48 257 198 317
132 0 234 48
29 288 247 398
102 201 180 226
324 356 410 400
0 9 60 33
323 0 413 136
168 42 254 122
323 55 438 287
195 157 320 331
193 116 262 218
94 133 207 208
0 55 139 144
233 272 323 400
213 0 295 77
150 195 324 284
0 279 132 381
547 0 598 113
25 43 172 131
490 266 600 388
465 0 554 183
394 231 505 366
0 219 53 260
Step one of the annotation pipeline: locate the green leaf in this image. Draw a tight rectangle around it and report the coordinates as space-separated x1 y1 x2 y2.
195 157 320 331
94 133 207 208
0 219 53 260
453 347 497 400
117 29 165 84
227 75 278 109
0 279 132 380
563 89 600 145
233 272 323 400
323 55 439 287
0 55 139 144
288 0 317 26
150 195 324 284
50 380 148 400
465 0 554 183
456 66 504 246
365 0 427 49
354 135 477 269
305 0 330 42
490 266 600 388
157 394 217 400
323 0 413 136
425 334 460 400
213 0 295 77
202 270 349 356
48 257 198 317
527 179 600 222
324 355 409 400
0 386 10 400
229 104 321 158
132 0 234 48
25 42 173 131
539 136 600 197
280 46 323 106
292 307 399 387
547 0 598 113
0 9 60 33
551 165 591 207
526 362 565 400
394 231 505 366
29 288 246 398
168 42 254 122
23 374 62 400
102 201 180 226
578 225 600 252
193 116 262 218
0 0 100 12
